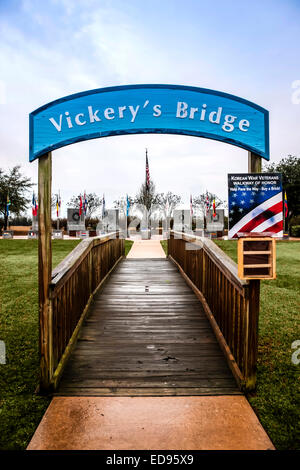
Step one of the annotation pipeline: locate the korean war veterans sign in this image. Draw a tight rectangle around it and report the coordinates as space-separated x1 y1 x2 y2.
228 173 283 239
29 84 269 161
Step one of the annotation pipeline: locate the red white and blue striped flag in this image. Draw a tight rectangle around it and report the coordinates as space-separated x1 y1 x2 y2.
228 173 283 238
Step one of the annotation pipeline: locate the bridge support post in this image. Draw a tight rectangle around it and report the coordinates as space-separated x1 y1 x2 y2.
248 151 262 173
244 279 260 391
38 152 53 392
246 152 261 391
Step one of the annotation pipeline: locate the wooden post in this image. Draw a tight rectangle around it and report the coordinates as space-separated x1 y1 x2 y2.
245 280 260 390
248 151 262 173
246 151 261 391
38 152 53 392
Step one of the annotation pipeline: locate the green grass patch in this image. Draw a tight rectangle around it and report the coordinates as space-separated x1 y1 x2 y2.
125 239 134 256
0 239 80 450
214 240 300 450
160 240 168 256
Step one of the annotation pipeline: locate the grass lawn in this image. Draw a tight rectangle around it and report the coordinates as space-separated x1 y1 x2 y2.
160 240 168 256
215 240 300 450
0 238 133 450
161 238 300 449
125 239 134 256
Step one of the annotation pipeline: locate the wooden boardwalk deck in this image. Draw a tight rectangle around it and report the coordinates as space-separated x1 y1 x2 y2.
57 258 241 396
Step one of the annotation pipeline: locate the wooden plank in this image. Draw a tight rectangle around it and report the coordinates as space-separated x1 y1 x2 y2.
56 387 241 397
59 378 237 388
49 250 124 391
169 255 245 390
57 258 240 396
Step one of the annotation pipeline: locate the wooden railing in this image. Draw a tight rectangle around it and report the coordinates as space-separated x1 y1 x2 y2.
168 231 260 392
40 233 124 391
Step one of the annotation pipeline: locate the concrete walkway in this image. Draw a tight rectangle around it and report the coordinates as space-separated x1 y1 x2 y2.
126 239 166 258
27 396 274 450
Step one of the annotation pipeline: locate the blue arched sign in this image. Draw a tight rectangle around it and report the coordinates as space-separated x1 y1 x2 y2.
29 84 269 161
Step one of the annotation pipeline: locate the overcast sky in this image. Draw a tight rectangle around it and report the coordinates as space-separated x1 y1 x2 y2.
0 0 299 217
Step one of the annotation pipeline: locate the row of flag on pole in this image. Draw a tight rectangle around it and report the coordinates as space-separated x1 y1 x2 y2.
4 152 290 227
29 189 289 222
190 193 216 217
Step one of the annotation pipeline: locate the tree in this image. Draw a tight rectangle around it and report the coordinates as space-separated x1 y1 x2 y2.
0 166 33 230
134 181 161 218
157 191 182 218
67 192 102 219
192 191 224 217
264 155 300 230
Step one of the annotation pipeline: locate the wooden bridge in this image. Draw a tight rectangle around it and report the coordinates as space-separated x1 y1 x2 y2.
39 231 260 395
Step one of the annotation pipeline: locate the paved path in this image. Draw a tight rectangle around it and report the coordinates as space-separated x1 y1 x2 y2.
126 239 166 258
27 396 274 450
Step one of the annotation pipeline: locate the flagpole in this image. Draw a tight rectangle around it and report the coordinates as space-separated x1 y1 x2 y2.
56 191 59 231
145 148 150 238
126 194 129 238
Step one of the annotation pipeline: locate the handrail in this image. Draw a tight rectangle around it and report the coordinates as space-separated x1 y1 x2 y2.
168 231 260 391
172 231 248 293
51 233 118 287
43 232 124 391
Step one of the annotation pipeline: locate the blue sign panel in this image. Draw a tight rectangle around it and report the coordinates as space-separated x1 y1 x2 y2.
29 84 269 162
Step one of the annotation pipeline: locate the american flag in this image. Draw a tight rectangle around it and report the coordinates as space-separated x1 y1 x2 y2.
228 173 283 238
145 149 150 190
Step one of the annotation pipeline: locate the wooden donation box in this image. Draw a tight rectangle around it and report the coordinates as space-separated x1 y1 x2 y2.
238 236 276 280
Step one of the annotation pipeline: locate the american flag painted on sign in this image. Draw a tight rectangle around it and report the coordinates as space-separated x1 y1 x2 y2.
228 173 283 239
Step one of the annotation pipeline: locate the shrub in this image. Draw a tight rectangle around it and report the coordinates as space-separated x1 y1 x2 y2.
290 225 300 237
